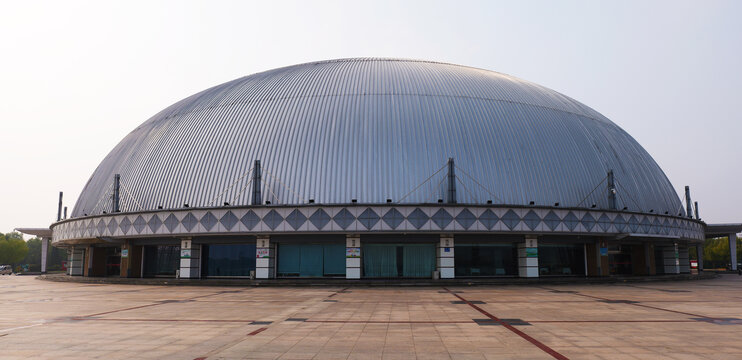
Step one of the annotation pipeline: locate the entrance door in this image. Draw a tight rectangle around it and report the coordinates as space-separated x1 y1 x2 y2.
277 243 345 277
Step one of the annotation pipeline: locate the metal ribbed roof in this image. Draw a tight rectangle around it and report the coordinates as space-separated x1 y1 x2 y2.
71 58 683 217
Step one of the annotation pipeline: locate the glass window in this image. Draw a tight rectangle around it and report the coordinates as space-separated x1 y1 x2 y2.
538 244 585 276
455 244 518 277
205 244 256 277
363 244 435 278
143 245 180 277
277 243 346 277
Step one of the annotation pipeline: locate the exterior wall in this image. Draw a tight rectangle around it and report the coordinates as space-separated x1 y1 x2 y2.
68 247 84 276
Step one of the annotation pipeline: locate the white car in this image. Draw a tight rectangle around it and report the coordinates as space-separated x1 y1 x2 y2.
0 265 12 275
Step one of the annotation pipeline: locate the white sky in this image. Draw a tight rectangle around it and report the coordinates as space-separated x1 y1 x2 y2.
1 0 740 236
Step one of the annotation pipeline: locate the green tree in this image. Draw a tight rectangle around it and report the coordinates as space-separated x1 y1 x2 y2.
21 237 42 271
0 232 29 268
701 236 742 269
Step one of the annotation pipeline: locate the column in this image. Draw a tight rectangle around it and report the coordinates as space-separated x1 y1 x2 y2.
644 242 653 275
518 235 538 278
438 235 454 279
179 237 201 279
678 245 690 273
41 237 49 274
661 244 680 274
346 235 361 279
255 235 274 279
68 246 84 276
696 244 704 272
729 233 738 271
83 246 92 277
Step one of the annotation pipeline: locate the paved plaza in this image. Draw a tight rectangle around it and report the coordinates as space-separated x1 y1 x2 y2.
1 276 741 359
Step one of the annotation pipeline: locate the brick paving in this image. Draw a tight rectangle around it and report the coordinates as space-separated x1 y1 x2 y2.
0 275 741 359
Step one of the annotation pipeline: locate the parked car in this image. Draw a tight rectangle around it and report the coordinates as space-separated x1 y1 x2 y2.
0 265 12 275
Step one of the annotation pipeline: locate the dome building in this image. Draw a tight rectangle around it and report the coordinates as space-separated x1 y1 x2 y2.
52 58 704 280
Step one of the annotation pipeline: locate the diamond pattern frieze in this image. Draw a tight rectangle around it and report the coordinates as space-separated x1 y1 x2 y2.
133 215 147 234
200 212 218 231
263 209 284 230
119 217 132 234
382 208 404 229
431 209 453 229
148 214 162 233
628 215 639 233
309 209 331 229
563 212 579 231
640 217 651 234
107 218 118 235
613 214 627 233
407 208 429 230
164 214 179 233
597 213 611 232
522 210 541 231
96 219 106 235
501 209 520 230
181 213 198 232
286 209 307 230
581 212 596 232
241 210 260 230
358 208 380 230
478 209 499 230
454 208 476 229
220 211 238 231
333 208 355 230
543 211 561 231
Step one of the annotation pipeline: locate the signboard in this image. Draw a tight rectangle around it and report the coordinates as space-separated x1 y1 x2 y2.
444 247 450 252
690 260 698 269
346 247 361 258
256 248 270 258
180 249 191 258
121 249 129 258
600 247 608 256
526 248 538 258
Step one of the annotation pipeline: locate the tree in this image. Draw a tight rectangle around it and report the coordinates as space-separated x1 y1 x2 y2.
0 232 29 268
21 237 42 271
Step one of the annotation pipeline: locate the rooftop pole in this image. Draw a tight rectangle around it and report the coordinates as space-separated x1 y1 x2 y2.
607 170 616 210
447 158 456 204
685 186 693 218
251 160 262 205
57 191 63 221
113 174 120 213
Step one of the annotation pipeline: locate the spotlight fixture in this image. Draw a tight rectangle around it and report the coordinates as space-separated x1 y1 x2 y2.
486 200 493 204
623 207 628 210
554 202 559 207
308 199 315 204
437 199 443 203
386 199 392 203
649 209 654 213
102 211 107 214
224 202 230 206
529 201 535 206
265 201 271 205
664 211 668 215
184 203 189 208
351 199 357 203
591 204 596 208
157 206 163 210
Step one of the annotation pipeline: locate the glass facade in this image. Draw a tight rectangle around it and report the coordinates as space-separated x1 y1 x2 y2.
609 245 633 275
143 245 180 277
455 243 518 277
538 244 585 276
277 243 345 277
203 244 256 277
363 244 435 278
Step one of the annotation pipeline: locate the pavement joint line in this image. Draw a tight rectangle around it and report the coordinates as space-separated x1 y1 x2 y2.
442 287 569 360
69 318 258 323
540 286 719 321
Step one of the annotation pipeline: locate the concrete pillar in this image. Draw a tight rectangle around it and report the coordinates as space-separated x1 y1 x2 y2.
661 244 680 274
438 235 454 279
179 237 201 279
518 235 538 277
40 237 49 274
696 244 704 271
68 246 84 276
83 246 92 277
255 235 274 279
678 245 690 273
644 242 652 275
730 233 738 271
346 235 361 279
